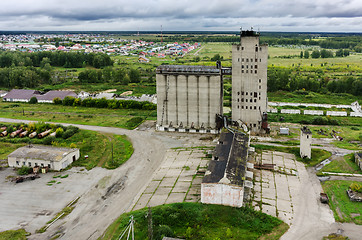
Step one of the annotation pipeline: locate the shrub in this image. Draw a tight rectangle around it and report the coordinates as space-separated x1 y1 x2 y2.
18 166 31 175
154 225 174 240
124 117 144 129
55 127 64 138
350 183 362 193
43 136 55 145
53 97 62 105
29 96 38 104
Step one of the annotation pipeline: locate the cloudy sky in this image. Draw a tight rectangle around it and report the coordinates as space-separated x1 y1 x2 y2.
0 0 361 32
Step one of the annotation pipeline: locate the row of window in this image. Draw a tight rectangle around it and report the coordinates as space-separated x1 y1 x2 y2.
16 160 50 168
237 46 262 52
237 91 261 97
242 70 258 74
237 58 261 63
238 97 261 102
237 105 261 110
241 65 258 69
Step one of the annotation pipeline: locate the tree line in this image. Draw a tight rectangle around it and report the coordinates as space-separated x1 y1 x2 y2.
299 49 349 59
268 66 362 96
0 51 113 68
78 67 144 84
53 96 156 110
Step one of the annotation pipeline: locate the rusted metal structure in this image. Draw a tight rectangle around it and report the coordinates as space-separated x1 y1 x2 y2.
29 132 37 138
19 131 28 138
38 129 51 139
10 129 23 138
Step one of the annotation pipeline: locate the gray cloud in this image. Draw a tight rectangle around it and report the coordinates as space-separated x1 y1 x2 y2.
0 0 360 31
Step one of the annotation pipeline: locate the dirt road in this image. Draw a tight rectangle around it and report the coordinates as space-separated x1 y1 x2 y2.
0 118 184 240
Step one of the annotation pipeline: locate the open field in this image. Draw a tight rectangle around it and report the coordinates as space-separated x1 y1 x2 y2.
101 202 287 240
322 180 362 225
0 229 28 240
0 101 156 129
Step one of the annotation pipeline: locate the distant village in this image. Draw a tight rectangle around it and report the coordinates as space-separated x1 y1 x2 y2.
0 33 200 59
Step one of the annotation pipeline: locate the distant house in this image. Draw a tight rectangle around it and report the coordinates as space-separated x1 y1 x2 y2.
3 89 40 102
0 90 8 98
36 90 77 103
8 145 80 171
138 55 150 63
201 132 253 208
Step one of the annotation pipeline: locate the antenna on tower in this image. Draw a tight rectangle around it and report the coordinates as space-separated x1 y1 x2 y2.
161 25 163 44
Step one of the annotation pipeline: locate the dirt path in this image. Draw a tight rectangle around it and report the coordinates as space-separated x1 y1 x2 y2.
0 118 185 240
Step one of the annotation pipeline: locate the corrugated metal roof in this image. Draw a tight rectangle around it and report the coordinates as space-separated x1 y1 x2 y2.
8 145 78 162
3 89 39 100
37 91 77 101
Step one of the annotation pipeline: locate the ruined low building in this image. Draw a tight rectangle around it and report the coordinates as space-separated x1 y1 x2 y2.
355 152 362 170
201 132 253 207
8 145 80 171
300 126 312 159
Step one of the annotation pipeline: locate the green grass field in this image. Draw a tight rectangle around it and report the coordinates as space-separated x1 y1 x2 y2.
0 101 155 129
322 180 362 225
101 202 288 240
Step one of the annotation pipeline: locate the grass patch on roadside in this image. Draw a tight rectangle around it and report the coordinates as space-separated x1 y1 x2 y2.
320 154 362 174
0 229 29 240
252 144 331 167
322 180 362 225
101 202 287 240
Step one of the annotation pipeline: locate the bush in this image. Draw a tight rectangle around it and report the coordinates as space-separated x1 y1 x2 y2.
350 183 362 193
154 225 175 240
18 166 31 175
55 127 64 138
124 117 144 129
53 97 62 105
43 136 55 145
29 96 38 104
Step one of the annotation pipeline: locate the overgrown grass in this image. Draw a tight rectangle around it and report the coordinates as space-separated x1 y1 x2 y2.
268 90 361 105
320 154 362 174
0 142 25 159
322 180 362 224
101 202 287 240
0 126 133 170
0 229 28 240
251 144 331 167
0 101 155 130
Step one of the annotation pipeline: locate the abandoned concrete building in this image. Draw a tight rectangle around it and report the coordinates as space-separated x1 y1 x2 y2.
300 126 312 159
8 145 80 171
232 30 268 131
156 65 227 133
156 29 268 133
201 132 254 207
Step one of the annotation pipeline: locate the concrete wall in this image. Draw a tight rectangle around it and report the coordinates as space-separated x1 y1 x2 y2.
281 109 301 114
326 111 347 116
201 183 244 208
300 131 312 159
304 110 324 115
231 34 268 131
156 73 222 129
8 149 80 171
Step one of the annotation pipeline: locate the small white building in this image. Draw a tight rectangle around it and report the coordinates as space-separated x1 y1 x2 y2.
300 126 312 159
8 145 80 171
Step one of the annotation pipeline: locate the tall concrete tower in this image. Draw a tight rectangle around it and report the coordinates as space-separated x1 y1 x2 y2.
232 30 268 132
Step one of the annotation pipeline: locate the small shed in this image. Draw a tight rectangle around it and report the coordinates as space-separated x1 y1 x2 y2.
8 145 79 171
279 127 289 135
